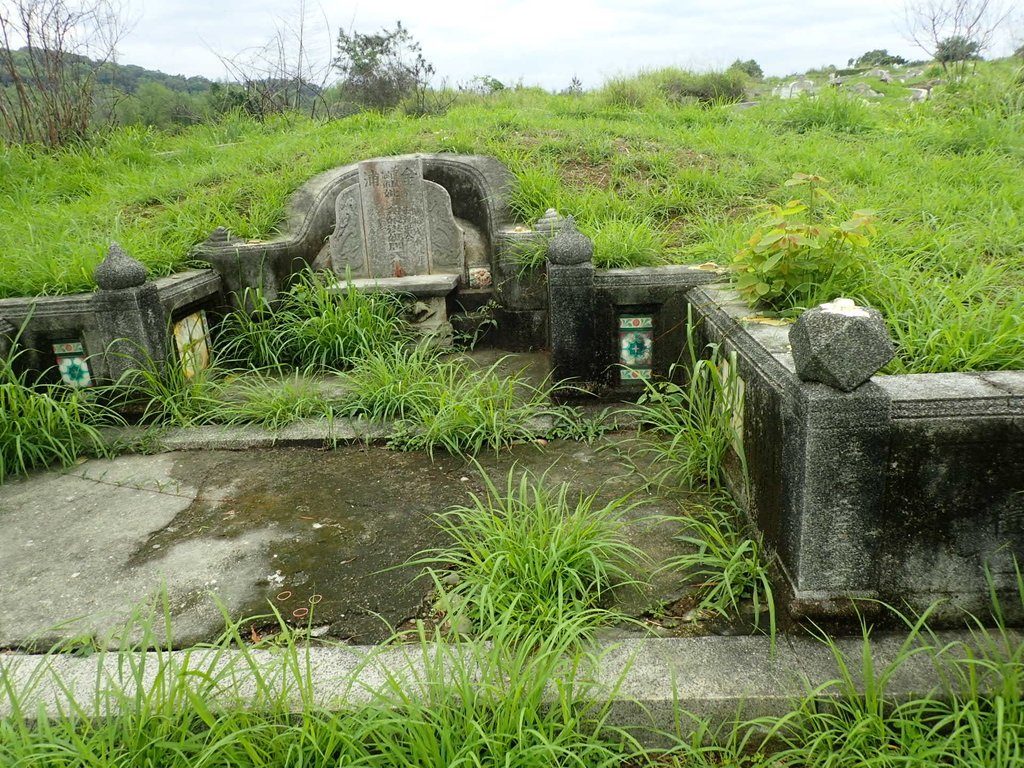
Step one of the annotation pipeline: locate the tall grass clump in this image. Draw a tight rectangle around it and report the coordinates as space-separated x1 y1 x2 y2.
597 68 746 111
0 602 647 767
590 215 669 268
661 493 775 643
629 323 744 491
777 89 877 134
0 351 119 483
654 68 748 105
598 74 666 110
503 154 566 223
340 347 560 457
217 373 339 430
759 573 1024 767
218 269 409 372
415 467 648 638
869 262 1024 374
113 351 226 427
341 615 645 766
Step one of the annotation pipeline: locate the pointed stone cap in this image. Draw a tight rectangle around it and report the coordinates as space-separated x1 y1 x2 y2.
94 242 147 290
534 208 565 235
203 226 236 247
546 215 593 265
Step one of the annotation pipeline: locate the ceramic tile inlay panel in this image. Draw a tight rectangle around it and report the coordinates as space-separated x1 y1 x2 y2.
52 340 92 387
173 310 211 379
618 314 653 381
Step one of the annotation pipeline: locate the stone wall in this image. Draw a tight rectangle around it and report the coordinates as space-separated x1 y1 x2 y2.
684 284 1024 624
0 262 222 385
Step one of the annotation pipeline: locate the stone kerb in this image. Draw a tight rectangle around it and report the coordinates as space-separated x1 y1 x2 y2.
683 283 1024 624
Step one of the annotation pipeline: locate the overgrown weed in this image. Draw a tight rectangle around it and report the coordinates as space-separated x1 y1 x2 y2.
218 270 409 373
341 346 562 457
0 351 119 482
628 318 744 491
758 568 1024 767
412 465 649 639
660 493 776 646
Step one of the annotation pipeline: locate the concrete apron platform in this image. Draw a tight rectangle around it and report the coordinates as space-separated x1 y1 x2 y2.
0 426 695 651
2 630 1019 746
2 415 1020 743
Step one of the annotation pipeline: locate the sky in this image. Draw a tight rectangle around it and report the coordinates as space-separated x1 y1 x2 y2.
114 0 1021 90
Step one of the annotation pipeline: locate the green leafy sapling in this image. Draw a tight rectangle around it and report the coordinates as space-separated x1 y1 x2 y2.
731 173 876 310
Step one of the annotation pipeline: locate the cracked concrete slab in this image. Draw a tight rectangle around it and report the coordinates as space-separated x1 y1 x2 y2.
0 453 278 649
0 439 697 650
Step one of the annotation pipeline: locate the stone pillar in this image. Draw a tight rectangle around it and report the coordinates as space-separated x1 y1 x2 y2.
783 297 896 615
0 316 15 360
783 383 891 612
546 216 596 385
92 243 169 382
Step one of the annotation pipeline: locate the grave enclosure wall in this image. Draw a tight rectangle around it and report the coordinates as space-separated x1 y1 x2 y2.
1 151 1020 627
0 269 222 385
683 284 1024 624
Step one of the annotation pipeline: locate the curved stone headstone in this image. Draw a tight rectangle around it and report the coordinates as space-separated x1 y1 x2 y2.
328 157 466 279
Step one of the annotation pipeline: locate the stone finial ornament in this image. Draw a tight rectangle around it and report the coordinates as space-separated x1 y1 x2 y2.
533 208 565 235
204 227 235 246
546 215 593 266
94 242 148 291
788 297 895 392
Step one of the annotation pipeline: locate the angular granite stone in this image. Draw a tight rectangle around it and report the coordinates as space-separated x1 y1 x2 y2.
789 298 894 392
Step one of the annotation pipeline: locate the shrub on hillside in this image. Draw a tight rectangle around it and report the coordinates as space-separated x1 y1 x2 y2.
657 69 747 105
598 75 664 109
728 58 764 80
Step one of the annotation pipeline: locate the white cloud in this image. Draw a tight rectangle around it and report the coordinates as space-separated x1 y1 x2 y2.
113 0 1018 87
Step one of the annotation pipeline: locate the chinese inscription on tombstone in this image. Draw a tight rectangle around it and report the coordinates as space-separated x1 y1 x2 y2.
328 157 465 279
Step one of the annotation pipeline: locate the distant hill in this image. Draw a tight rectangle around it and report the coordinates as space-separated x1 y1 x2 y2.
0 47 217 94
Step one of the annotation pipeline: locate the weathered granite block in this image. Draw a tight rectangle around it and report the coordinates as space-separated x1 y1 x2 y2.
547 218 597 385
92 244 169 382
784 382 891 598
789 298 895 391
